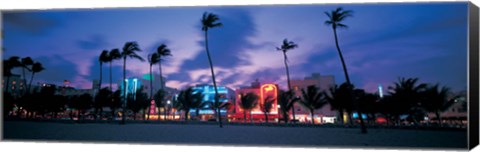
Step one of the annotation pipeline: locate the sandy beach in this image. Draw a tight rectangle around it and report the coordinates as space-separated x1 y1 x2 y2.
2 121 467 150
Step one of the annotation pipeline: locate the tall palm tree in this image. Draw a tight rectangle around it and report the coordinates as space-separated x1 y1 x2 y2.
278 90 299 123
4 56 21 94
147 53 160 120
156 44 172 91
421 84 458 127
120 41 145 124
259 96 275 123
20 57 34 95
388 77 427 125
108 49 122 92
28 62 44 94
276 39 298 122
325 7 367 133
276 39 298 89
238 92 259 123
325 7 353 85
299 85 327 124
99 50 110 90
201 12 223 127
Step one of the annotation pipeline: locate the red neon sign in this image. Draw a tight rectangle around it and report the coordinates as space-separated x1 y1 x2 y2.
260 84 278 113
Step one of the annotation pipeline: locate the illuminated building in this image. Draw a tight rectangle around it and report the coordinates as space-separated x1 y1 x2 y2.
118 78 142 97
185 84 234 120
230 80 280 122
2 74 27 97
378 84 384 98
290 73 337 124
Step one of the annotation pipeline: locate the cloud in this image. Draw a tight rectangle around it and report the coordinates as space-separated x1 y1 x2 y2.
179 8 258 71
3 12 61 35
76 35 109 50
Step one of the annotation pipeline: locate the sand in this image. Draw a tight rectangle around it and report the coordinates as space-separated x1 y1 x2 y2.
2 121 467 150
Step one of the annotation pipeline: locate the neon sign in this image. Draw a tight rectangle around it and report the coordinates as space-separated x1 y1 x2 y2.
260 84 278 114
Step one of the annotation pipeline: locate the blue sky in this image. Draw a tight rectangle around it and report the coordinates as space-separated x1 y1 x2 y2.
2 2 468 92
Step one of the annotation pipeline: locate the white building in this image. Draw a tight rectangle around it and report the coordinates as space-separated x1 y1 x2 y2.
290 73 337 124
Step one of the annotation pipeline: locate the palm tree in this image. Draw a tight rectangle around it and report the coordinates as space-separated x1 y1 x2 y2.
355 89 380 125
94 87 111 120
276 39 298 122
388 77 427 125
148 53 160 99
276 39 298 90
324 83 355 125
20 57 34 95
201 12 223 127
238 92 259 123
108 90 122 121
28 62 45 94
278 90 299 123
299 85 327 124
421 84 458 127
259 96 275 123
99 50 110 89
108 49 122 92
177 87 204 121
147 53 160 120
156 44 172 91
120 41 145 124
153 89 166 121
325 7 353 85
4 56 21 94
325 7 368 133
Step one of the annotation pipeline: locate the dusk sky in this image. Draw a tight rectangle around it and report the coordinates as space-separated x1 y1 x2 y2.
2 2 468 93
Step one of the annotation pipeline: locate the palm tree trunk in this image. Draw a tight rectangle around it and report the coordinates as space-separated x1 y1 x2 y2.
28 72 36 94
133 112 136 120
204 30 223 128
311 110 315 124
99 62 103 89
164 107 167 120
244 111 247 123
338 109 344 125
109 62 113 92
147 65 153 121
121 57 127 124
264 112 268 123
283 52 296 124
184 110 189 121
159 60 164 90
333 28 366 133
436 111 442 127
283 111 289 124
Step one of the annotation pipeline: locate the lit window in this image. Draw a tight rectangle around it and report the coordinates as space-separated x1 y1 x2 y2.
12 81 16 85
294 86 299 91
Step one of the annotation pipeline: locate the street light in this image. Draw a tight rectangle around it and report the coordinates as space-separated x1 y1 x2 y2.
167 100 171 120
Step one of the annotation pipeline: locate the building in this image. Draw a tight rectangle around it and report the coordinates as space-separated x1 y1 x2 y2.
184 84 234 120
2 74 27 97
230 79 280 122
290 73 337 124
